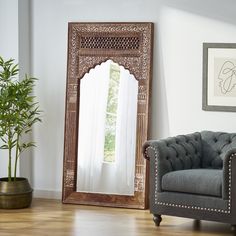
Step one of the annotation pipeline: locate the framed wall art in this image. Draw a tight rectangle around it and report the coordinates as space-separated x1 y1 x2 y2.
203 43 236 112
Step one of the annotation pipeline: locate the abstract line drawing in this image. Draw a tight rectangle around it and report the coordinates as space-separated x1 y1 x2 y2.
218 60 236 94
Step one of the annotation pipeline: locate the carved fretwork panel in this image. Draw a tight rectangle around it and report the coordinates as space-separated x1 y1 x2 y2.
63 22 153 209
80 35 140 50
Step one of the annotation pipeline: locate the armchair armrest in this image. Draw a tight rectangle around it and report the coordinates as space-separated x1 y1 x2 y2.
223 148 236 200
142 132 201 192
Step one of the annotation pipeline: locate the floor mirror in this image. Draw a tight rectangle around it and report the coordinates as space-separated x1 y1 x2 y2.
62 22 154 209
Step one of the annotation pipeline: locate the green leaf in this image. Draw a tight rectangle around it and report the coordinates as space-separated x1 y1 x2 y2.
0 144 9 149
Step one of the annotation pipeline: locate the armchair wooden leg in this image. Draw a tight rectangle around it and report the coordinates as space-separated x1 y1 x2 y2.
153 214 162 226
231 225 236 231
193 219 201 230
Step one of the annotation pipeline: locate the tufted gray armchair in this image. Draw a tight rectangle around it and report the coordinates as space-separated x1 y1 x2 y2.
143 131 236 229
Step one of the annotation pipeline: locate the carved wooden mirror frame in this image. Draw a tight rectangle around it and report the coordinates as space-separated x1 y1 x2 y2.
62 22 153 209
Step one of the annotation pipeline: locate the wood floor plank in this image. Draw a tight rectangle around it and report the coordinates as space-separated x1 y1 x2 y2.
0 198 233 236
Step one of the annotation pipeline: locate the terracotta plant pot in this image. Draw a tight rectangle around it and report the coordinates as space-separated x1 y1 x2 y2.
0 177 33 209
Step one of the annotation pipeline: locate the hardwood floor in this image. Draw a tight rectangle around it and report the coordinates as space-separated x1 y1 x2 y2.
0 198 234 236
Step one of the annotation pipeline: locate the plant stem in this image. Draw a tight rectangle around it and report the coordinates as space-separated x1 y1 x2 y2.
8 147 12 182
8 127 12 182
14 132 19 181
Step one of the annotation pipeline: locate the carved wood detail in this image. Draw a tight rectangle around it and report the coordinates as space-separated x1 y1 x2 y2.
63 22 154 209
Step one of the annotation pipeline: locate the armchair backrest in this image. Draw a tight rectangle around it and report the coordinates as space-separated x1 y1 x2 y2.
201 131 236 169
160 132 202 171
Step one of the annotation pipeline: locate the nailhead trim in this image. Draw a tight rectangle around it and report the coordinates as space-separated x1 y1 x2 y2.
145 146 235 214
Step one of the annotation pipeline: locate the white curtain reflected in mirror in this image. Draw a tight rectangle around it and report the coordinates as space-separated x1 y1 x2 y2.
77 60 138 195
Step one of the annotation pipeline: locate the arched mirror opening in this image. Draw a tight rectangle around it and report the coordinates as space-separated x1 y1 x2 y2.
77 60 138 196
63 22 153 209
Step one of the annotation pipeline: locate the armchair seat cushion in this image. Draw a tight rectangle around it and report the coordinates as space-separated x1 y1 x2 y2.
162 169 222 197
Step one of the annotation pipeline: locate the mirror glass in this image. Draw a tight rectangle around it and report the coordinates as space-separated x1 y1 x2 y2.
76 60 138 195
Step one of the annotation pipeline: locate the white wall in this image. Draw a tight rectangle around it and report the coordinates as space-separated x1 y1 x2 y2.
2 0 236 198
158 6 236 136
0 0 18 60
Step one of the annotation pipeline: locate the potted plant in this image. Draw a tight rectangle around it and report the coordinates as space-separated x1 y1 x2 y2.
0 56 42 209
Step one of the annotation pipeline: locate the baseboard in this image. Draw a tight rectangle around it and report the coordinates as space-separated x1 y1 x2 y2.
33 189 62 200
